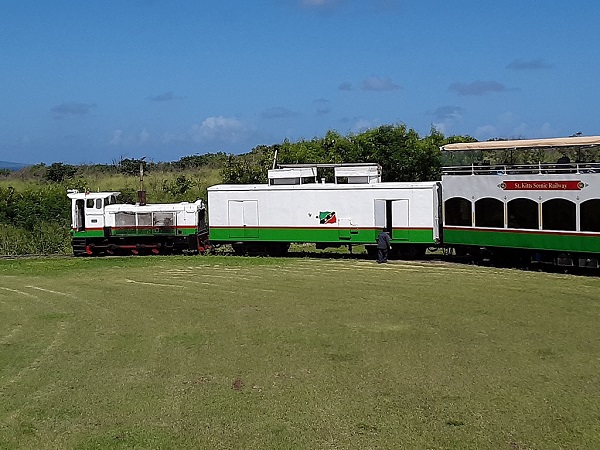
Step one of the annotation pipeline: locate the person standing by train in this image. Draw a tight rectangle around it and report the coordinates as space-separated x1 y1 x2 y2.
376 229 391 263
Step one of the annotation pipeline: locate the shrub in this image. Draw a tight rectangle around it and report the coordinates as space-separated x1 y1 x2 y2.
0 224 36 255
32 222 72 254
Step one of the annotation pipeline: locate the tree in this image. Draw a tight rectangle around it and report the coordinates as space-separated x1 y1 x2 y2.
45 162 77 183
221 155 267 184
116 158 151 176
351 124 437 182
162 175 195 196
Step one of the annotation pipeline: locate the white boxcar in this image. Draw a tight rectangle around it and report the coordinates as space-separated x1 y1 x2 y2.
207 179 441 256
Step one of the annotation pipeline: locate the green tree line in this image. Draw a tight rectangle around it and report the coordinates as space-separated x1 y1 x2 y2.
222 125 467 184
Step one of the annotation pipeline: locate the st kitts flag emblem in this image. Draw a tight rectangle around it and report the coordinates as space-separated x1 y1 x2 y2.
319 211 336 224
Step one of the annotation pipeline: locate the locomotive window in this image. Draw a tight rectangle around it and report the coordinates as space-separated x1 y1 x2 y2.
475 198 504 228
581 199 600 232
444 197 472 226
507 198 539 229
542 199 576 231
137 213 152 227
154 212 175 226
86 199 94 209
115 212 136 227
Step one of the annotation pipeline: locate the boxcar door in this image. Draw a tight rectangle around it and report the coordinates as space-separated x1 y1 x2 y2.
242 201 259 238
374 199 386 229
228 200 259 239
391 199 409 241
374 199 394 234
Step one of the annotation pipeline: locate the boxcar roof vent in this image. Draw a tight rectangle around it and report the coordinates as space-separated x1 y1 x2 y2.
268 167 317 185
270 163 381 185
334 165 381 184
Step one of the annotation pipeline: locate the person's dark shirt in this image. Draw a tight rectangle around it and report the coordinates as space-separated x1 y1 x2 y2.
376 231 391 249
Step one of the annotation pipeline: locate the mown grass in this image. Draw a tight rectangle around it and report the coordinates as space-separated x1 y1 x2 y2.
1 256 600 449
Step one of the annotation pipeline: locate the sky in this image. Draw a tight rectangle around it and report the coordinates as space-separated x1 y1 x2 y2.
1 0 599 165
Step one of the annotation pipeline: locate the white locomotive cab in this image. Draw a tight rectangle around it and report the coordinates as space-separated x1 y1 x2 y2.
67 190 120 231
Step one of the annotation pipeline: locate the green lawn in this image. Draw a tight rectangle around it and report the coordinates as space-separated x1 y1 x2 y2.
1 256 600 449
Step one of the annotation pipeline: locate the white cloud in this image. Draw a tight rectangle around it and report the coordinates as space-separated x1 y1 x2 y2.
474 125 497 140
190 116 253 144
109 129 123 146
109 128 153 146
351 118 378 133
429 106 464 136
512 122 530 138
539 122 553 136
139 129 150 143
432 122 447 135
473 113 557 141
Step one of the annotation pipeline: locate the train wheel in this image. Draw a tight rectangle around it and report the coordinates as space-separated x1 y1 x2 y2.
265 243 289 257
232 243 247 255
365 245 378 259
396 245 425 260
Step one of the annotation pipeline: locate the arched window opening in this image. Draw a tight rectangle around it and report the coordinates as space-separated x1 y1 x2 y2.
542 199 576 231
475 198 504 228
507 198 539 230
581 199 600 232
444 197 472 226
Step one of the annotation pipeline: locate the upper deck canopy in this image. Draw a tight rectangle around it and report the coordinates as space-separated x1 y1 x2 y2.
440 136 600 152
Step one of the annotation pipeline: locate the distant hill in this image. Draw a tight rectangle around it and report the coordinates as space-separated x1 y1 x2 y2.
0 161 27 171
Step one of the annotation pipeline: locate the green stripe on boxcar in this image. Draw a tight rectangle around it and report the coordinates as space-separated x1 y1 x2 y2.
209 227 435 244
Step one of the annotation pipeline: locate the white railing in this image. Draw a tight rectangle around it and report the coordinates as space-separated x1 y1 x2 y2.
442 162 600 176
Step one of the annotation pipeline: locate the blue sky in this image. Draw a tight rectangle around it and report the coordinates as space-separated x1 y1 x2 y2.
1 0 599 164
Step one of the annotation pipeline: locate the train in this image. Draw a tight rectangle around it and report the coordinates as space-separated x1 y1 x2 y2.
67 135 600 269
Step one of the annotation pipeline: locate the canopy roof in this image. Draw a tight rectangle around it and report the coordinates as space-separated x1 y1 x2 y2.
441 136 600 151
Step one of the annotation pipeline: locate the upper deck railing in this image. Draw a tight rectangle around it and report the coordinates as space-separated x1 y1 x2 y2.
440 136 600 176
442 162 600 176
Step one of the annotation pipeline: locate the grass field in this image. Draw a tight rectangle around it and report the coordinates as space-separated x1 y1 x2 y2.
1 256 600 449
